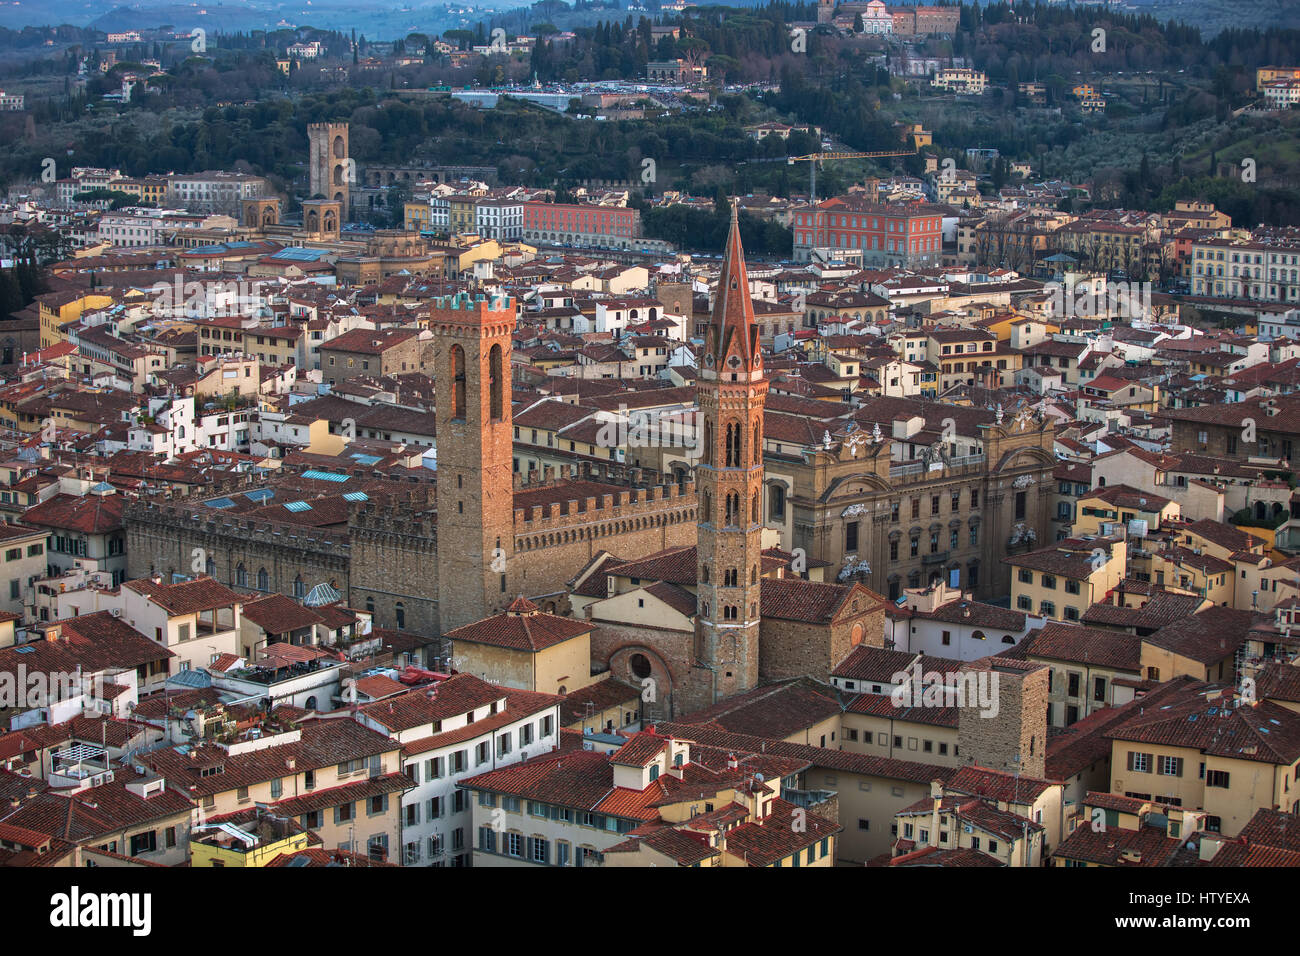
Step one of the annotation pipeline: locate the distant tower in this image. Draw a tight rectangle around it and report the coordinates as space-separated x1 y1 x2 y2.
695 207 767 701
241 197 279 231
308 122 350 214
300 198 341 241
817 0 834 24
431 291 516 634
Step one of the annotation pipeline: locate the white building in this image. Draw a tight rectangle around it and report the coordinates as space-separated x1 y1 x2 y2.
351 673 561 867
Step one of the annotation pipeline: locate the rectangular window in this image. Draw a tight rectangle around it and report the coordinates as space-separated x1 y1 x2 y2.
1206 770 1230 789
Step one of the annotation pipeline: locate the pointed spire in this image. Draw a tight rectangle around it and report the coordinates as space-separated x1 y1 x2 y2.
709 203 759 375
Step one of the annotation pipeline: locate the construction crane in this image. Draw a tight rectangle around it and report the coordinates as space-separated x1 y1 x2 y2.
787 149 916 204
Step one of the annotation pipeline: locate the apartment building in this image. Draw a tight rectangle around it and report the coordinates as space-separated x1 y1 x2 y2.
353 673 562 867
1106 679 1300 837
460 731 839 868
1190 234 1300 304
141 717 409 861
1005 536 1127 623
792 198 947 266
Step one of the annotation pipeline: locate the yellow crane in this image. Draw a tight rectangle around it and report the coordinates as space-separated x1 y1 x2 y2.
787 149 916 203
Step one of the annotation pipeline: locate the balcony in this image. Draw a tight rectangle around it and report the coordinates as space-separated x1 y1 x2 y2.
922 551 950 565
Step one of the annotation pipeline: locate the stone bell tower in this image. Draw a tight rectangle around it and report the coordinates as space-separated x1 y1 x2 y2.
431 291 516 634
695 207 767 701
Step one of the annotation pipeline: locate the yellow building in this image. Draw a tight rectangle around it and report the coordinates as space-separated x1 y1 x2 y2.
1257 66 1300 91
1108 682 1300 836
191 810 316 867
1052 792 1206 866
1007 536 1127 623
404 201 433 233
37 291 114 348
1019 622 1141 727
1073 485 1178 537
447 596 600 696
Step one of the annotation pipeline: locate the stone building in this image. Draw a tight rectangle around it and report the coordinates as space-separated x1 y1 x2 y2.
564 212 891 718
308 121 350 211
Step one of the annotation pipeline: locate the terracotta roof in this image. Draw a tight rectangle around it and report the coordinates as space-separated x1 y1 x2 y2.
559 678 640 726
1052 821 1182 866
760 578 886 624
831 645 919 683
1020 622 1142 672
723 797 841 866
1106 682 1300 764
675 677 842 739
444 604 591 652
21 492 124 534
123 575 244 615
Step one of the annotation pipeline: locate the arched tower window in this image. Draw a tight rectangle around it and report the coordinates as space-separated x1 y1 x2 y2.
702 491 712 523
702 419 712 466
489 344 503 422
726 422 741 467
450 344 466 421
726 492 739 526
753 421 761 464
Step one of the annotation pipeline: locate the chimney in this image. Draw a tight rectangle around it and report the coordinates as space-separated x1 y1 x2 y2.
1198 834 1224 862
930 779 943 844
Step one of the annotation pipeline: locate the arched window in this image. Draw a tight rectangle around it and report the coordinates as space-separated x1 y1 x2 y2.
726 492 739 526
489 344 503 421
395 602 406 629
450 344 466 421
702 419 712 466
702 491 712 523
725 422 741 467
753 421 761 464
1001 635 1016 644
205 555 216 578
752 494 759 524
724 568 737 587
257 568 268 591
293 575 306 599
701 565 710 583
235 563 247 588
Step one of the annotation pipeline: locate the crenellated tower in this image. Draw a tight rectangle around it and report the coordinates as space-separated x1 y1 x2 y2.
695 207 767 701
432 291 516 634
